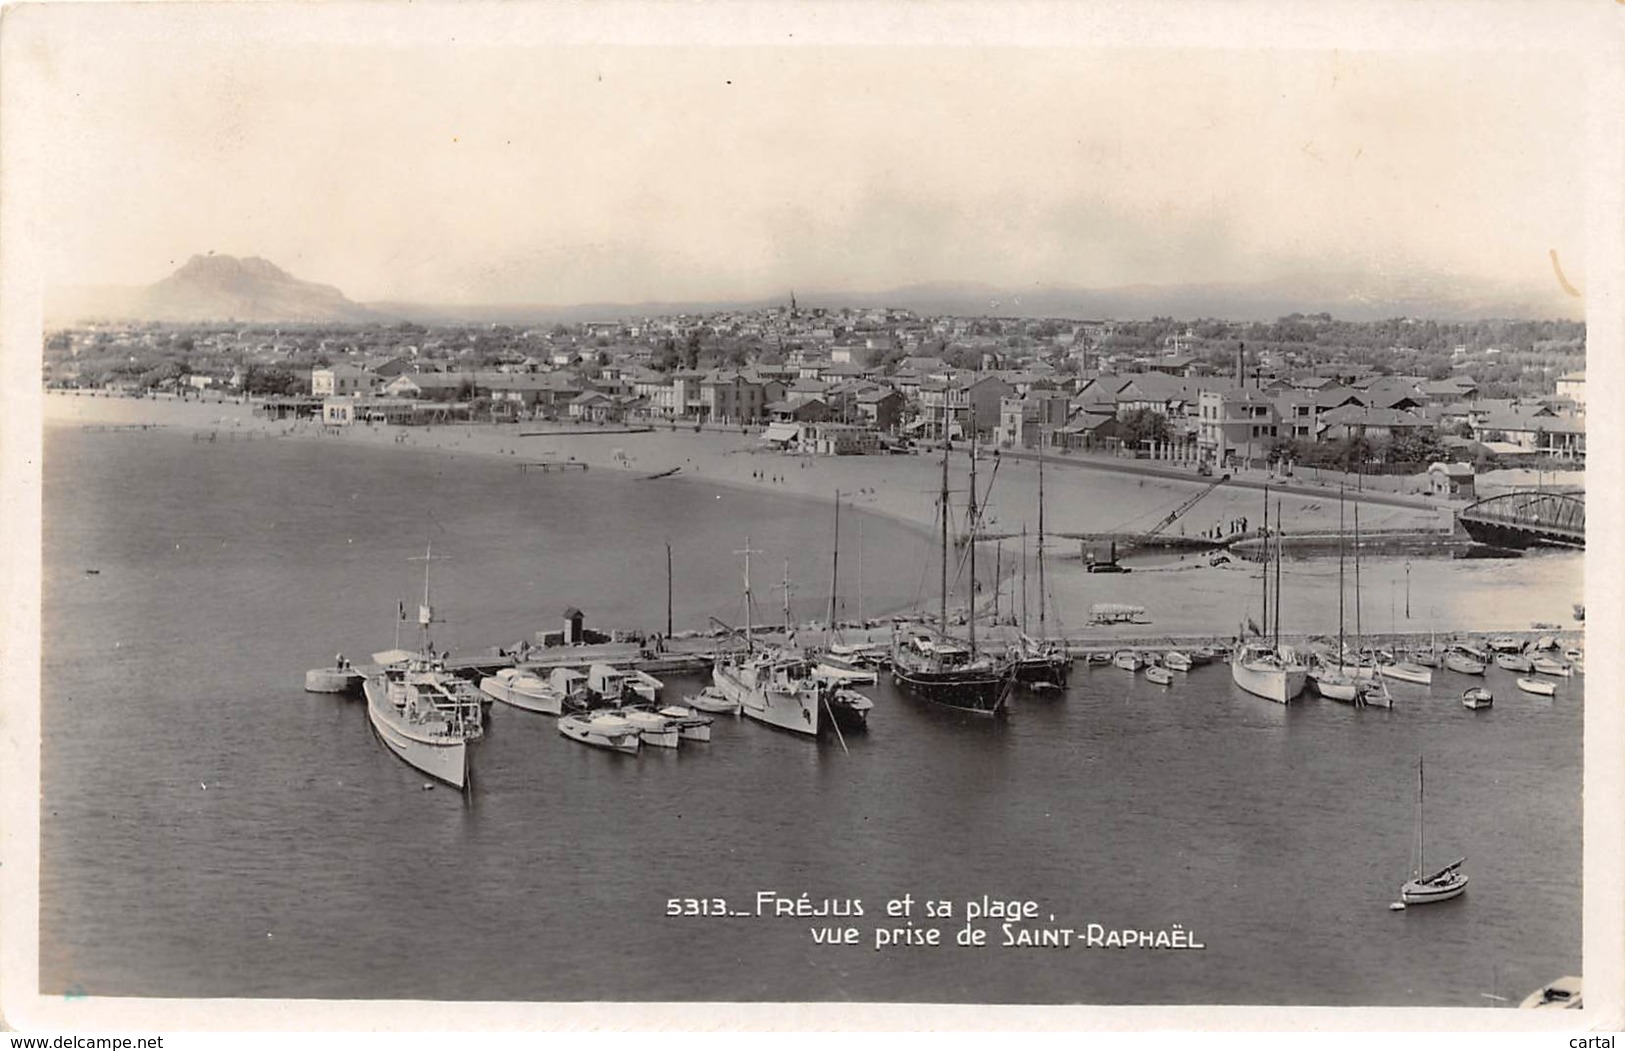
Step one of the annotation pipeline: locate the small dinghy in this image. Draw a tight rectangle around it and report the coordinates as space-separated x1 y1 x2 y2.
1461 687 1492 710
1494 652 1532 673
1144 665 1173 686
1112 650 1144 672
1163 651 1192 672
1516 677 1556 697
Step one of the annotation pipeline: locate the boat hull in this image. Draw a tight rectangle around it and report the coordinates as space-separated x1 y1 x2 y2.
1378 662 1433 685
1400 873 1468 904
364 677 470 788
1231 657 1307 704
1517 677 1556 697
479 675 563 714
1311 673 1359 702
558 714 641 754
1462 689 1493 710
1443 653 1486 675
891 665 1012 715
1013 654 1071 688
714 661 821 736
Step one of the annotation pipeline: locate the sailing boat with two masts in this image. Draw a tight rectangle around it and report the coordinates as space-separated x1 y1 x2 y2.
1398 755 1468 906
891 435 1016 714
1230 489 1308 704
363 542 485 789
1010 427 1071 690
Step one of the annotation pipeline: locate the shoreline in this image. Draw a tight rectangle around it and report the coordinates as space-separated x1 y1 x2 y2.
45 391 1585 637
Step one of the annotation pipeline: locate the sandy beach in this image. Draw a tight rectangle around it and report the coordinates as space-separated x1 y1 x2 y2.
44 391 1584 637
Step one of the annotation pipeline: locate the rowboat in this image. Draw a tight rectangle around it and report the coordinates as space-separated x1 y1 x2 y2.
1461 687 1492 710
1144 665 1173 686
1516 677 1556 697
1494 652 1533 673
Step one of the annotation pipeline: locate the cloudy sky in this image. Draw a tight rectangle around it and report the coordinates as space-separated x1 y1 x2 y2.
9 2 1601 308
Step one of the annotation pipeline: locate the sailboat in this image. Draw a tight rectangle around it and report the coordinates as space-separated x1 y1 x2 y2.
1398 756 1468 905
1231 490 1307 704
1311 487 1360 702
813 492 880 688
362 543 485 789
891 434 1016 714
1011 427 1071 689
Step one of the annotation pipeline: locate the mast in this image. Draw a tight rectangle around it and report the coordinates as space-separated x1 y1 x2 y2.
1354 502 1363 647
780 559 793 635
1273 499 1283 646
993 538 1002 624
939 440 950 636
827 491 841 639
967 430 979 657
1020 526 1029 636
665 540 673 638
1417 756 1426 879
1260 487 1270 638
1037 426 1047 639
1337 487 1345 663
857 519 864 627
735 535 759 653
408 541 444 656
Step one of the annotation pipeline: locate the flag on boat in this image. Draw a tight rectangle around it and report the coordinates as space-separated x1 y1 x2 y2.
398 600 406 621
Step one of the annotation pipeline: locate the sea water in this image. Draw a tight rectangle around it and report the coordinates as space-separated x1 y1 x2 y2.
39 425 1580 1004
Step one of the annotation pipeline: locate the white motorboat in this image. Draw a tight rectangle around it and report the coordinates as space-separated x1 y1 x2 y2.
1377 661 1433 686
558 711 641 754
365 648 484 789
1530 656 1571 677
1231 643 1307 704
1443 647 1487 676
1461 687 1492 710
614 707 681 748
1494 652 1533 673
587 662 629 704
624 669 666 703
715 647 829 736
1398 756 1468 905
1144 665 1173 686
656 704 714 742
479 666 565 714
814 651 879 686
548 667 592 709
1112 650 1144 672
362 544 483 789
1517 677 1556 697
1163 651 1192 672
684 686 742 715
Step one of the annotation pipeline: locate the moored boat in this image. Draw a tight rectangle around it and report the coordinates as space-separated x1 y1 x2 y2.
1530 656 1571 677
1377 660 1433 686
624 669 665 703
479 666 565 714
1488 635 1524 654
1144 664 1173 686
587 662 629 704
1398 756 1468 905
558 711 641 754
364 648 484 789
684 685 742 715
824 687 874 731
1462 686 1492 710
1231 643 1308 704
657 704 715 742
1493 652 1533 673
614 707 681 748
815 651 879 686
1112 649 1144 672
549 667 593 709
1309 664 1359 702
1443 646 1487 676
1163 651 1192 672
1520 976 1583 1010
1516 676 1556 697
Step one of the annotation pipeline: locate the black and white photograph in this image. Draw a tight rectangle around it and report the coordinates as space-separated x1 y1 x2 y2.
2 0 1621 1039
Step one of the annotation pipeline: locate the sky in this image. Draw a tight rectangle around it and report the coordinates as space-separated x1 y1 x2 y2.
7 2 1601 309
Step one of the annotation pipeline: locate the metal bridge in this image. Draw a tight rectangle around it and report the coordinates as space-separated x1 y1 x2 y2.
1458 490 1584 549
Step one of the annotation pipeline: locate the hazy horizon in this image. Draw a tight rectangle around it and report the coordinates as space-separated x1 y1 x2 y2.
12 5 1593 314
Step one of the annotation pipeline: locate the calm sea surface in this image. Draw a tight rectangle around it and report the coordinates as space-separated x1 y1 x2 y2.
40 426 1581 1005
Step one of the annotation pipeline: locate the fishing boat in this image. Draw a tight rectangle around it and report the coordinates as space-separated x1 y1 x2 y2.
684 686 742 715
1144 664 1173 686
656 704 714 742
1163 651 1193 672
1530 656 1571 677
1112 649 1144 672
812 492 881 688
1232 489 1307 704
889 438 1015 715
361 544 484 789
1398 756 1468 906
1516 677 1556 697
824 686 874 731
479 666 565 714
557 711 641 754
1010 432 1071 690
1494 651 1533 673
1462 686 1493 710
1443 645 1488 676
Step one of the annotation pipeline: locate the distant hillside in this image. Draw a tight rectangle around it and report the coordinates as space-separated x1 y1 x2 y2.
49 255 385 324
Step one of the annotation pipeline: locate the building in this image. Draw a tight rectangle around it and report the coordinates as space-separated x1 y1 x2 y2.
1197 388 1280 468
1554 371 1586 412
311 364 379 398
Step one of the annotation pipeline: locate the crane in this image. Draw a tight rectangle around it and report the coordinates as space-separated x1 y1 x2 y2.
1144 474 1230 539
